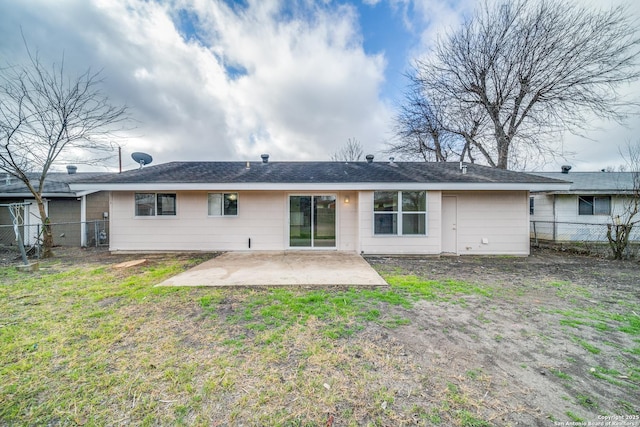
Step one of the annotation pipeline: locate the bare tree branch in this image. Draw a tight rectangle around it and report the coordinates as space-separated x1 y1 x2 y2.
0 42 129 257
607 140 640 259
331 138 364 162
400 0 640 169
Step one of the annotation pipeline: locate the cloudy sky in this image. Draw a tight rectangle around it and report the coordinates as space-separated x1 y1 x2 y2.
1 0 638 172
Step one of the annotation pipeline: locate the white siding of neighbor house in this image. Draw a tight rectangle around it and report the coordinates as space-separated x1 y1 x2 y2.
358 190 442 254
444 191 530 256
110 190 360 252
530 194 556 240
543 194 640 242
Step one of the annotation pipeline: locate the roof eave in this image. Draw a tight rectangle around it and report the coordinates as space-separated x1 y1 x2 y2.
0 192 79 198
69 182 571 192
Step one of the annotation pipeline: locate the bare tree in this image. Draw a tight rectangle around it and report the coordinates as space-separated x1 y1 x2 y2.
331 138 364 162
388 80 466 162
607 141 640 260
0 46 128 257
402 0 640 169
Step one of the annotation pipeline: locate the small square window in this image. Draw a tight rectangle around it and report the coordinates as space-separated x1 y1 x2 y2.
135 193 155 216
157 194 176 216
208 193 238 216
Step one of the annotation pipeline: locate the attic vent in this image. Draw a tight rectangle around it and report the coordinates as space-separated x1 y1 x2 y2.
365 154 374 163
561 165 572 174
261 154 269 164
66 165 78 174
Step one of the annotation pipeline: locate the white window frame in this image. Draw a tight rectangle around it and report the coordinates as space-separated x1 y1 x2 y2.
578 195 611 216
373 190 427 236
134 193 177 217
208 193 239 217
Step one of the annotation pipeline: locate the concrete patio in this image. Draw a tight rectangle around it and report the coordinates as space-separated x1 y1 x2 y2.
155 251 388 287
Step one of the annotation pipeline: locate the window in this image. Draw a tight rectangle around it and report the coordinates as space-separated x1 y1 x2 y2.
374 191 426 235
135 193 176 216
208 193 238 216
530 197 534 215
578 196 611 216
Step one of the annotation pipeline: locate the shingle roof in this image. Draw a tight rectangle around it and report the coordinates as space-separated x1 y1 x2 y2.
531 172 637 193
0 172 107 196
72 161 566 185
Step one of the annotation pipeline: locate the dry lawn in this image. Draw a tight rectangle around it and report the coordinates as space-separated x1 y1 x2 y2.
0 247 638 426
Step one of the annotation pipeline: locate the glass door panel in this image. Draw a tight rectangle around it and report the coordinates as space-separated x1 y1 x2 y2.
313 196 336 247
289 196 312 247
289 195 336 248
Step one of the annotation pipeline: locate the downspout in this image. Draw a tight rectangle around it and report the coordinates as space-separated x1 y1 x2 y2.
80 195 87 247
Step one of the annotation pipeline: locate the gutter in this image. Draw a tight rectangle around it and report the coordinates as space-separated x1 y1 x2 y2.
69 182 572 192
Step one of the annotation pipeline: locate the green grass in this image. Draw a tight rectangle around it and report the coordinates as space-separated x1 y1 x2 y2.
386 275 494 302
566 411 584 423
571 336 602 355
550 369 572 381
0 257 500 426
1 254 637 425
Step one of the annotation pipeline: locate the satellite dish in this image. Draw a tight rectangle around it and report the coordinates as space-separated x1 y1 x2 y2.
131 152 153 169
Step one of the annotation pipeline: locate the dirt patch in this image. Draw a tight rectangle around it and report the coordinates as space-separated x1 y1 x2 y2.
365 247 640 425
2 247 637 426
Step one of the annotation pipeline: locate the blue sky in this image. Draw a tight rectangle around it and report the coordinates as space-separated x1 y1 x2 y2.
0 0 638 171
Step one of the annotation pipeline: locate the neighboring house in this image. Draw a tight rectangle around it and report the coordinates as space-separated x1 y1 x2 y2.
70 156 568 255
530 167 639 242
0 169 109 247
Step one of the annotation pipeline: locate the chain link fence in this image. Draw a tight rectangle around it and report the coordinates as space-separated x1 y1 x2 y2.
0 220 109 260
530 220 640 258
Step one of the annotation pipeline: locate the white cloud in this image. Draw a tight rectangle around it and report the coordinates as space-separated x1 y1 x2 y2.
0 0 393 170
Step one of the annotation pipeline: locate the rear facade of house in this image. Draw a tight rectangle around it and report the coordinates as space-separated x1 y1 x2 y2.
71 159 569 256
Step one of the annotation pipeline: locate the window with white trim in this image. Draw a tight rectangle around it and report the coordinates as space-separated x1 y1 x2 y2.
578 196 611 216
374 191 426 235
135 193 176 216
208 193 238 216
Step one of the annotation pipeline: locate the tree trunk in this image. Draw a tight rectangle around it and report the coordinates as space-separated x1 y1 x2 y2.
35 196 53 258
607 223 632 260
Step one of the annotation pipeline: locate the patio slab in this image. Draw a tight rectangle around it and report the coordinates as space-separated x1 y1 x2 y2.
156 251 388 287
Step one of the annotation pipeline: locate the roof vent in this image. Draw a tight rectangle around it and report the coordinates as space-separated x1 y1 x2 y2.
389 157 394 163
261 154 269 164
66 165 78 175
561 165 572 174
365 154 374 163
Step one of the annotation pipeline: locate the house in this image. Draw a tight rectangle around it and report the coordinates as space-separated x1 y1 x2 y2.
530 167 639 242
68 156 568 255
0 168 109 247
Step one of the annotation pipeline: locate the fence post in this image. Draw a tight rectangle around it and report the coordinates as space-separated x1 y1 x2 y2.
36 224 40 259
533 221 538 246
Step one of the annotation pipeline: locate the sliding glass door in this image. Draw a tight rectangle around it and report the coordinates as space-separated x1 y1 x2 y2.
289 195 336 248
